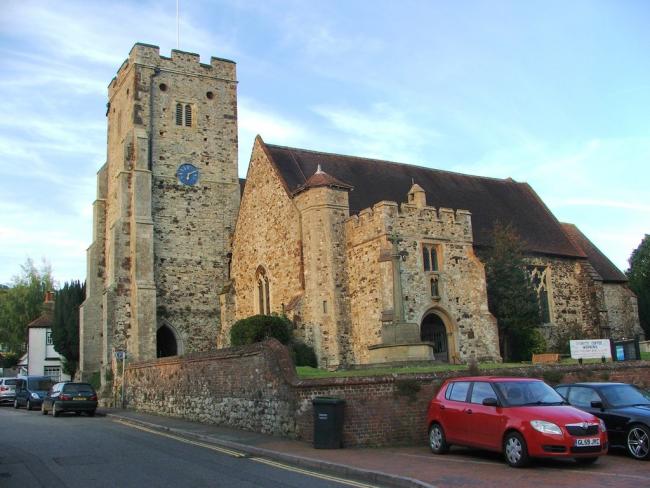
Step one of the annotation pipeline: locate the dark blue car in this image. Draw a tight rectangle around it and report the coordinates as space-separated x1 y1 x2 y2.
555 382 650 460
13 376 54 410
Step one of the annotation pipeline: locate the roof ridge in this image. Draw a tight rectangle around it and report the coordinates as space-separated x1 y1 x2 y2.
264 143 526 185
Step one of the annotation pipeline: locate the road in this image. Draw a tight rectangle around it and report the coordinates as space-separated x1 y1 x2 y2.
0 407 381 488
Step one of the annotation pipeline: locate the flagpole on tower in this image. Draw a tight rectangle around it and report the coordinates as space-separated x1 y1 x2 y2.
176 0 180 49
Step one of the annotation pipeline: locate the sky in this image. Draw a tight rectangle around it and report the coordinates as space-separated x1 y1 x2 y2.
0 0 648 286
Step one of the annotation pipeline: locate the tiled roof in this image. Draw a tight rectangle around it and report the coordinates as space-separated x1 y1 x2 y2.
294 165 353 194
27 313 52 328
262 141 585 258
561 223 627 283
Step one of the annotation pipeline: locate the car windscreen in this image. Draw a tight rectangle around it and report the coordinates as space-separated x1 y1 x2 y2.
28 379 54 391
4 379 18 385
600 384 650 407
494 381 565 406
62 384 95 394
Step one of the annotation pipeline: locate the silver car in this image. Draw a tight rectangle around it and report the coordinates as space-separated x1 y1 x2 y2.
0 377 18 405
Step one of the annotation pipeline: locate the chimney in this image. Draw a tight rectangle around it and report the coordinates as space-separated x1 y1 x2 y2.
43 291 55 315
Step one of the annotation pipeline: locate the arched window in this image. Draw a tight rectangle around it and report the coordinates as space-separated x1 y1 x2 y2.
255 266 270 314
175 103 183 126
528 266 552 323
422 244 439 271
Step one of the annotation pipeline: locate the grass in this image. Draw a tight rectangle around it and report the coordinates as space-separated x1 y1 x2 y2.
297 362 524 379
642 351 650 361
295 356 634 379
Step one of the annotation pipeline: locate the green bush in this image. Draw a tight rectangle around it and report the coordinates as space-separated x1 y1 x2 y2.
230 314 292 346
509 327 547 362
291 341 317 367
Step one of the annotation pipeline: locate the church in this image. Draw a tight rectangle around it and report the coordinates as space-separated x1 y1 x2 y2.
79 44 642 379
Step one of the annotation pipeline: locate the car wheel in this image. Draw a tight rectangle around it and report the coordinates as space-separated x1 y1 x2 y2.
52 403 60 417
41 403 47 415
428 423 449 454
13 399 19 409
504 432 530 468
88 409 96 417
575 457 599 465
627 424 650 460
26 400 32 411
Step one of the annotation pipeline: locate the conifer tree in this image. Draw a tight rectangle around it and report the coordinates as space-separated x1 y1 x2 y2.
52 280 86 377
626 234 650 338
482 222 543 361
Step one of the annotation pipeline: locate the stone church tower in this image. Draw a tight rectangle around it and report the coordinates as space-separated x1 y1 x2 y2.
79 44 240 381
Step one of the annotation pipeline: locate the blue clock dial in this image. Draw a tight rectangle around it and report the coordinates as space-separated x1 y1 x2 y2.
177 163 199 186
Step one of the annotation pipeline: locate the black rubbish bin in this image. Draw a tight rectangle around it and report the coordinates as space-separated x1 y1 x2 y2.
312 397 345 449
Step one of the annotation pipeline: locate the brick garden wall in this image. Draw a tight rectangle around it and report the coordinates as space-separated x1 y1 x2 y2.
125 339 650 447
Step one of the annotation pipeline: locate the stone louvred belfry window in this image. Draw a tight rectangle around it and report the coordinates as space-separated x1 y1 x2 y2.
256 266 271 314
528 266 552 323
184 104 192 126
175 102 193 127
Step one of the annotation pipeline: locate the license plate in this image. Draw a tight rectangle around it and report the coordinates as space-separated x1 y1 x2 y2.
575 438 600 447
73 397 85 401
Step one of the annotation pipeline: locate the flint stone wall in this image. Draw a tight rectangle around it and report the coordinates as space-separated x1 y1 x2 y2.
125 339 650 447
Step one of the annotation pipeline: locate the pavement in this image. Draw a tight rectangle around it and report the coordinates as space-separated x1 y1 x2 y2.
102 409 650 488
103 408 434 488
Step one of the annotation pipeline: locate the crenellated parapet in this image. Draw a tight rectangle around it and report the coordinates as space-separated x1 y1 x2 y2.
109 43 236 96
345 198 473 247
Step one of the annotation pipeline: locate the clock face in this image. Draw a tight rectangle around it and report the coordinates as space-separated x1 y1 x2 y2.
176 163 199 186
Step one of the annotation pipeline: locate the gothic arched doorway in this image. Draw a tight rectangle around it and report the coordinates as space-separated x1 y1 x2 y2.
157 324 178 358
421 313 449 362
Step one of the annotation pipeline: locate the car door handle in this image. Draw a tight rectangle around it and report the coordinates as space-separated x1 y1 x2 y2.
439 405 445 410
465 409 473 414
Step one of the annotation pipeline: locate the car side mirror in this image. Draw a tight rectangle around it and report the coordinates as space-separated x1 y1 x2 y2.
482 397 499 407
590 401 603 409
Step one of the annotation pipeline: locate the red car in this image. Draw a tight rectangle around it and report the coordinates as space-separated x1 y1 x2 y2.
427 377 608 467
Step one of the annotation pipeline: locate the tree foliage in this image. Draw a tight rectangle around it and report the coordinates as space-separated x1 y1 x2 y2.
482 222 543 361
0 259 54 354
230 314 293 347
52 280 85 377
627 234 650 338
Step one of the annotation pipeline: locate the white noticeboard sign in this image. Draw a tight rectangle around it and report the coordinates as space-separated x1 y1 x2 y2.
570 339 612 359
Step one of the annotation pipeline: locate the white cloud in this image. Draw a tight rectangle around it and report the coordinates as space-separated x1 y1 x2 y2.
312 103 440 163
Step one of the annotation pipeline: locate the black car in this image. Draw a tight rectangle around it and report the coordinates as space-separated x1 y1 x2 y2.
555 382 650 460
41 382 98 417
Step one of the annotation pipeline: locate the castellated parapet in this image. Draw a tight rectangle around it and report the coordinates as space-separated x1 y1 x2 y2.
345 198 500 364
